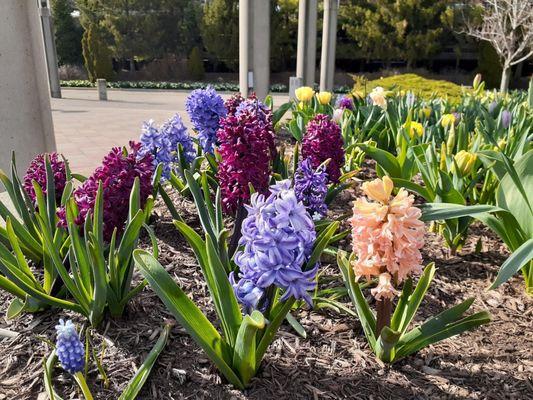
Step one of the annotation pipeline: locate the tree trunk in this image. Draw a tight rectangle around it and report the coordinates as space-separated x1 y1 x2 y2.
500 65 511 93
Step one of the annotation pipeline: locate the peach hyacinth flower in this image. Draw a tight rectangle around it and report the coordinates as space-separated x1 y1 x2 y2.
350 176 425 299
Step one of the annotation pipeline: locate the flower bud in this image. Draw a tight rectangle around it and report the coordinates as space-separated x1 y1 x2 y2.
419 107 431 120
402 121 424 139
441 113 456 128
446 125 456 153
316 91 332 105
473 74 482 90
295 86 315 102
440 143 447 171
501 110 512 129
333 108 344 123
454 150 477 176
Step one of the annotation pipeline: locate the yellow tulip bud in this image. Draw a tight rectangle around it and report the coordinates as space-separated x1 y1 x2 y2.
402 121 424 139
440 143 447 171
316 91 332 105
441 114 456 128
454 150 477 175
446 125 456 153
420 107 431 119
295 86 315 102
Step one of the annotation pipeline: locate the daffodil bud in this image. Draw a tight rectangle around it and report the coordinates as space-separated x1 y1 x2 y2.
446 125 456 153
440 143 447 171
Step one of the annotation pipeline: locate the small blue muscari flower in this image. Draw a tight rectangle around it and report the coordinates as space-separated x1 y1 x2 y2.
55 319 85 374
185 87 227 154
294 159 328 220
231 180 318 313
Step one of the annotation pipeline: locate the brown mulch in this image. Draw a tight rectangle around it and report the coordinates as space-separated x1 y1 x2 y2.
1 169 532 400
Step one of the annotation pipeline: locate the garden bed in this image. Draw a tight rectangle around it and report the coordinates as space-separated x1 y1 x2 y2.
1 164 531 400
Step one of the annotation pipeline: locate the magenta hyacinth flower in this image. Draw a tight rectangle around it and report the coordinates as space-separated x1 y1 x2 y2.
23 153 67 204
225 93 246 117
67 142 154 241
302 114 345 183
217 109 275 214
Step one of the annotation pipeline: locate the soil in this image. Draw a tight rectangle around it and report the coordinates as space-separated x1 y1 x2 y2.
1 163 532 400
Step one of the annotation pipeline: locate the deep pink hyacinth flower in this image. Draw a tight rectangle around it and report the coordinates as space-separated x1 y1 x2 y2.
217 110 275 214
301 114 345 183
23 153 67 204
67 141 154 241
349 176 425 300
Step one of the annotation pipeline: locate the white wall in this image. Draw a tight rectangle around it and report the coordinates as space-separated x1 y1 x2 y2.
0 0 56 186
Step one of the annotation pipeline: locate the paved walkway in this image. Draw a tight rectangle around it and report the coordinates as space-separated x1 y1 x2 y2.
52 88 289 175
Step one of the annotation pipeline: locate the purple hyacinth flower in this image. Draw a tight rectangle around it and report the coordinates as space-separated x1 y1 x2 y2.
55 319 85 374
501 110 512 129
185 87 227 154
231 180 318 313
294 159 328 220
336 96 354 110
23 153 67 205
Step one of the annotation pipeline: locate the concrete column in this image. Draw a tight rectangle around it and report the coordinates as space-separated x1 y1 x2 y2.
320 0 339 92
39 1 62 98
239 0 250 97
239 0 270 100
251 0 270 100
295 0 318 87
97 79 108 100
0 0 56 179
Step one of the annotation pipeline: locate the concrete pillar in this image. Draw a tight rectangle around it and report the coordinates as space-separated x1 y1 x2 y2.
239 0 270 100
97 79 108 101
239 0 250 97
39 1 62 98
0 0 56 179
295 0 318 87
320 0 339 92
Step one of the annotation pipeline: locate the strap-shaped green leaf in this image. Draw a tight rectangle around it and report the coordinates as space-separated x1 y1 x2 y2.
232 310 266 386
395 263 436 335
306 221 339 269
118 323 171 400
184 170 217 243
337 250 377 348
133 250 243 389
489 239 533 290
357 144 402 178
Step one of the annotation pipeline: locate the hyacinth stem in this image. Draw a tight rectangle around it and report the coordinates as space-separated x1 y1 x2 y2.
74 372 94 400
376 298 392 336
228 206 247 258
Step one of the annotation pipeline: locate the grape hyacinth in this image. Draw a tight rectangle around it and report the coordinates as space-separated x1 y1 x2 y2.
139 115 195 179
217 108 275 214
67 142 154 241
185 87 227 153
302 114 345 183
55 319 85 374
294 159 328 220
230 180 318 313
23 152 67 204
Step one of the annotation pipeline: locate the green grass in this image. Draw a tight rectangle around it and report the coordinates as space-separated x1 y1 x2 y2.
356 73 467 103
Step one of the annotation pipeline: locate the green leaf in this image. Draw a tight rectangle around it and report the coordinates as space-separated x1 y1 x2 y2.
133 250 244 389
489 239 533 290
337 250 377 348
358 144 402 178
420 203 500 222
392 178 432 201
285 312 307 338
272 102 292 126
306 221 339 269
118 323 171 400
395 263 436 334
232 310 266 386
43 351 64 400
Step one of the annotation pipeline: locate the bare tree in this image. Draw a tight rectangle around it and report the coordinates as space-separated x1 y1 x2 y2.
462 0 533 92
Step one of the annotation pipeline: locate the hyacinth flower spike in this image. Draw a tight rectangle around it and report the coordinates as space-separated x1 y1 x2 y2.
134 178 339 388
338 176 490 363
54 319 93 400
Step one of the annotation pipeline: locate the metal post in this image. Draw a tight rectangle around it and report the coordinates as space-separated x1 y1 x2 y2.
39 0 61 98
239 0 250 97
320 0 338 92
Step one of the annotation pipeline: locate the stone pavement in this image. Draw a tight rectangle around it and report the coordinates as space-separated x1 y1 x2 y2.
52 88 289 175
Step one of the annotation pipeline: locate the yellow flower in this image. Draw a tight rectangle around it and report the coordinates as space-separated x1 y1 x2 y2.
351 90 364 100
494 138 507 151
473 73 482 90
454 150 477 175
316 91 332 105
295 86 315 102
403 121 424 138
362 175 394 204
419 107 431 119
441 113 456 128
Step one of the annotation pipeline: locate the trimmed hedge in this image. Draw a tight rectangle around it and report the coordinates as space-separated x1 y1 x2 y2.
361 74 467 103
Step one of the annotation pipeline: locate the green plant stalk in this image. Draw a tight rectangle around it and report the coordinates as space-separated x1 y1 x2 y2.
74 372 94 400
